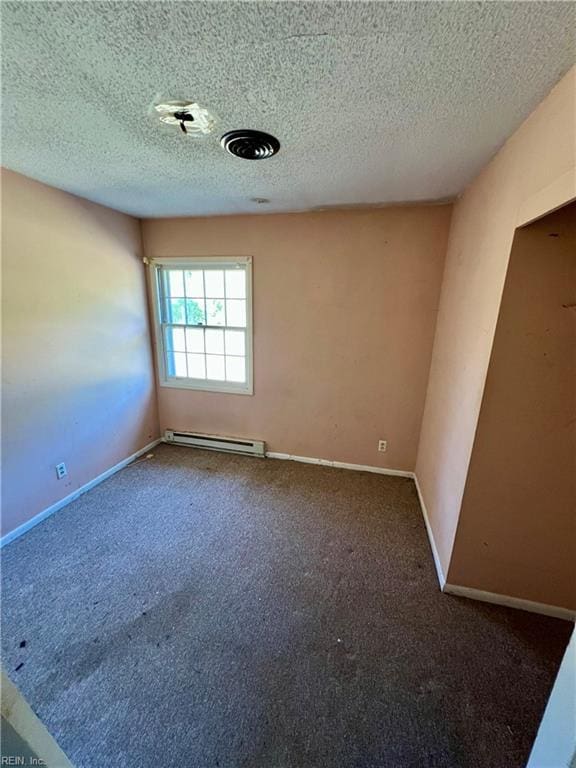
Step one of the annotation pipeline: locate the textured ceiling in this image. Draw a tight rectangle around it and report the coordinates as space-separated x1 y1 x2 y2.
2 1 574 218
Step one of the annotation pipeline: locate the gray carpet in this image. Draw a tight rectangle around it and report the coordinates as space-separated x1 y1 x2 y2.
1 445 571 768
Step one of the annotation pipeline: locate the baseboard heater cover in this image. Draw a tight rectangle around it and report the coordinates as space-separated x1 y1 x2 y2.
164 430 265 457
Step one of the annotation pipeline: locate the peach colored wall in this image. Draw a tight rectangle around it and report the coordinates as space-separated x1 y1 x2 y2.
142 206 452 470
1 169 159 538
415 66 576 577
448 204 576 610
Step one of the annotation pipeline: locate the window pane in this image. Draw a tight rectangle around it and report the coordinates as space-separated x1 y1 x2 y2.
225 329 245 356
206 355 226 380
187 353 206 379
204 270 224 298
185 328 204 353
186 299 205 325
226 356 245 382
172 352 187 377
167 298 186 324
158 261 251 392
166 326 185 352
205 329 224 354
225 269 245 299
206 299 225 326
184 270 203 297
226 299 246 327
167 270 184 297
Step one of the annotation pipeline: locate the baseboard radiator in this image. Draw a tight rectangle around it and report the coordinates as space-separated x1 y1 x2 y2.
164 430 266 457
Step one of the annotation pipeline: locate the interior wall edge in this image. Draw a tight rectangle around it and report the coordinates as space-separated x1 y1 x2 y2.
526 629 576 768
1 668 73 767
442 183 576 598
413 474 447 590
516 168 576 228
414 64 576 596
138 215 163 417
445 201 576 610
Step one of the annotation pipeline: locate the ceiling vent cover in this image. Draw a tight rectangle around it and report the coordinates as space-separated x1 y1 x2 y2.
221 130 280 160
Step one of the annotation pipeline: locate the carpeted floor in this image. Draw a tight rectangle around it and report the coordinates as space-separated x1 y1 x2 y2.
1 445 571 768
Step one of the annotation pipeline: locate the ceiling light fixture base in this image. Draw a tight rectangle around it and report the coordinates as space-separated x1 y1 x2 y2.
153 100 218 136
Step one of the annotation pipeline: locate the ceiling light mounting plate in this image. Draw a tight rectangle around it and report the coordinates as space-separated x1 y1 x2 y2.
153 100 217 136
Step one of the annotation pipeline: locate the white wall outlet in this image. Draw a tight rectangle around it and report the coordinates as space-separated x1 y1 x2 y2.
378 440 387 452
55 462 67 480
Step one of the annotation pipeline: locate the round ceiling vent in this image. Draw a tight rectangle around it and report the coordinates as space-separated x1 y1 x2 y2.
221 130 280 160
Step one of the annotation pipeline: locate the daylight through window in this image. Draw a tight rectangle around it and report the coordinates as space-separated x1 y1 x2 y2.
152 257 253 394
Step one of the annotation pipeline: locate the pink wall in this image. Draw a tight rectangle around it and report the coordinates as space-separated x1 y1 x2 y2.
415 66 576 579
1 169 159 538
142 206 452 471
449 204 576 609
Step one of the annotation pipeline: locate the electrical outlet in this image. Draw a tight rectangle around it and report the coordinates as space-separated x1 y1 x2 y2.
378 440 387 452
56 462 67 480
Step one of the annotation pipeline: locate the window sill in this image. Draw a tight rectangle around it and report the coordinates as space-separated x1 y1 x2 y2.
159 378 253 396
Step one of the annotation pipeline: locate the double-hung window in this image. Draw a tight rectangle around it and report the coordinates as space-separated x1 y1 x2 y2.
150 257 253 394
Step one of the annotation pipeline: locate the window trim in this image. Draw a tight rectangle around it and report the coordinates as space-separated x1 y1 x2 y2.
149 256 254 395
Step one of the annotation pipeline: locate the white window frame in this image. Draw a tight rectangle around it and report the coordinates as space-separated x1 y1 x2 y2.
149 256 253 395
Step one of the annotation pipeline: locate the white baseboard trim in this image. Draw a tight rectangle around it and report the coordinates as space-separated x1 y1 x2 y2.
412 475 573 619
265 451 414 478
413 474 447 590
8 439 572 622
443 583 575 622
0 438 163 548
